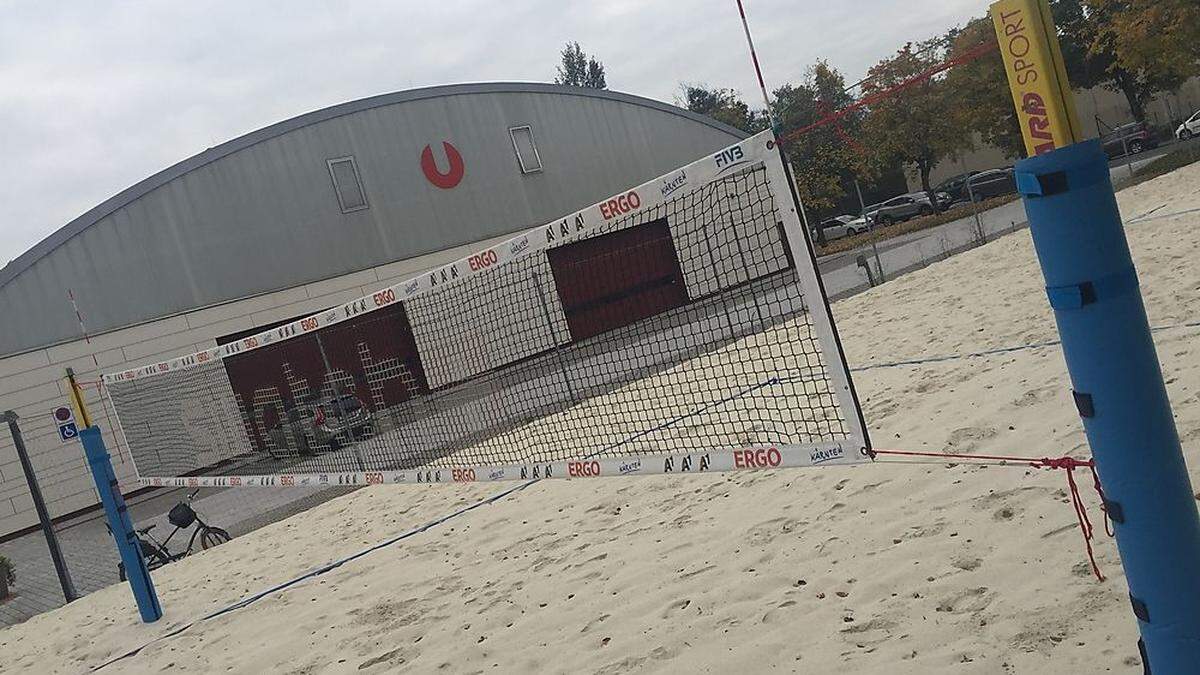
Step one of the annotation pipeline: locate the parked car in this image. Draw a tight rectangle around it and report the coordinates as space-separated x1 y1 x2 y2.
865 191 948 226
266 390 374 458
812 215 870 242
934 171 981 204
963 168 1017 202
1100 121 1158 158
1177 109 1200 140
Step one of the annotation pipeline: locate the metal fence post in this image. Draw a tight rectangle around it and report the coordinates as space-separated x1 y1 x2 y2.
79 425 161 622
2 411 78 603
1015 139 1200 670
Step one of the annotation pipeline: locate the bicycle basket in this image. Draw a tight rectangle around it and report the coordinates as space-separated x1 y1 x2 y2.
168 502 197 528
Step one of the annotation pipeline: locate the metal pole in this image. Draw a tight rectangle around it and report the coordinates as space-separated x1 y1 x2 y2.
79 425 161 622
727 208 767 330
854 179 884 281
966 177 985 244
531 272 579 404
869 241 884 284
697 202 741 341
2 411 78 602
1015 139 1200 671
854 178 868 218
1123 135 1133 179
732 0 815 239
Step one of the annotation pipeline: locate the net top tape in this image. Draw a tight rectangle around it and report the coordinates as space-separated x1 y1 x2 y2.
104 130 778 385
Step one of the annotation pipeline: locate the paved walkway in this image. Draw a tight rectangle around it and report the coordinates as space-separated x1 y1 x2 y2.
0 483 355 626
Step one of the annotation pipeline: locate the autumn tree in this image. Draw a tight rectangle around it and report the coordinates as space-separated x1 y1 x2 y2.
770 61 868 215
1050 0 1190 122
943 17 1023 158
555 42 607 89
1091 0 1200 104
679 85 769 134
860 40 972 204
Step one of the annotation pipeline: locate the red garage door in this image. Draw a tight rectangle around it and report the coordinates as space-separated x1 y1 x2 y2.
548 218 688 342
220 303 427 452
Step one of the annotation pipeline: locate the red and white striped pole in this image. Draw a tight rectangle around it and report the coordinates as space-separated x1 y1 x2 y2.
733 0 813 232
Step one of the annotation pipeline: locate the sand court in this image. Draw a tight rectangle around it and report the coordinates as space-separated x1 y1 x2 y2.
1 161 1198 674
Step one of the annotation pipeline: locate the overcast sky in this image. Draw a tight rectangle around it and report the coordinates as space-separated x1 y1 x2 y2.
0 0 989 267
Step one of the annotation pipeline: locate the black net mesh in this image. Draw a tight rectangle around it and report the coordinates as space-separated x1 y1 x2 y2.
106 156 858 482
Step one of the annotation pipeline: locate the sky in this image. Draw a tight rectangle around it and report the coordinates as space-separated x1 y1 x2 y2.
0 0 989 267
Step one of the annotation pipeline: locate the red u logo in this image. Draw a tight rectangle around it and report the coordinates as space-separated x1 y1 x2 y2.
420 141 465 189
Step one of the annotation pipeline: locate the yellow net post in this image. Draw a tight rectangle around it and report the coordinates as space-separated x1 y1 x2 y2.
65 367 94 429
989 0 1083 156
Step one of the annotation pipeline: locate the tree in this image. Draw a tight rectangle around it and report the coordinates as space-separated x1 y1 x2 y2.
770 62 867 215
860 41 973 204
1050 0 1192 123
1091 0 1200 106
944 17 1024 158
555 42 607 89
679 85 769 134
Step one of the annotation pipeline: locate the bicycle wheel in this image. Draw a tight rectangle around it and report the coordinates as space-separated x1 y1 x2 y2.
200 527 232 549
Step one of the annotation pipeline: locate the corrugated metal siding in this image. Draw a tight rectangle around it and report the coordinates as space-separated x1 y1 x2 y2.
0 85 742 356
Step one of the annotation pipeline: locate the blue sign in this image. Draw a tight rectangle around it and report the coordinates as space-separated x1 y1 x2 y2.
58 422 78 441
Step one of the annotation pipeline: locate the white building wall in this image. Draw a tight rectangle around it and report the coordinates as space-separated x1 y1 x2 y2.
0 233 509 539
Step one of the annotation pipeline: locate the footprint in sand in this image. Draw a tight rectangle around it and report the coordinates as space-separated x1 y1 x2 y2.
744 517 801 547
935 586 992 614
1012 385 1057 407
946 426 998 453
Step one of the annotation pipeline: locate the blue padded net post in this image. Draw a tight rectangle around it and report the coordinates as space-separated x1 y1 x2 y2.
1015 139 1200 669
80 425 162 623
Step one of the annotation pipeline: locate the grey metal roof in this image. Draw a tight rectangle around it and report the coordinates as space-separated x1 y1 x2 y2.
0 82 745 291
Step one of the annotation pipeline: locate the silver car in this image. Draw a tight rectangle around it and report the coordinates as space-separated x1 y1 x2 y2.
266 391 374 458
865 193 937 226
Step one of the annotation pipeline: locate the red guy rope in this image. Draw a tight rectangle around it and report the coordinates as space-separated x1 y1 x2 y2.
873 449 1111 581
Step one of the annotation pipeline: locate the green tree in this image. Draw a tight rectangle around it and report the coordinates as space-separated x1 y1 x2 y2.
679 85 769 134
555 42 607 89
944 17 1024 158
860 41 973 204
1050 0 1189 123
770 61 867 214
1092 0 1200 99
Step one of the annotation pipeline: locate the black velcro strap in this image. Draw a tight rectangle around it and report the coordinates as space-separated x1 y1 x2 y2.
1105 498 1124 524
1073 391 1095 418
1130 594 1150 622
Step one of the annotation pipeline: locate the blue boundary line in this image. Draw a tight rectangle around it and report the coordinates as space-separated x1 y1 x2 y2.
839 319 1199 374
91 479 538 671
596 378 780 455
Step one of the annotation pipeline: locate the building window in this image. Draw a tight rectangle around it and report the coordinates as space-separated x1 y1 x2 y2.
326 156 369 213
508 125 543 174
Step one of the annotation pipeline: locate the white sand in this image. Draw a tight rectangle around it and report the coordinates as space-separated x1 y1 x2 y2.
3 164 1198 674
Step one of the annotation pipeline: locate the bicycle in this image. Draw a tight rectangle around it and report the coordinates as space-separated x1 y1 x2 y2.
108 489 232 581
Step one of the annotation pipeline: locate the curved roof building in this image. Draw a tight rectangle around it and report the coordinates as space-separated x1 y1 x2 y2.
0 83 744 540
0 83 744 357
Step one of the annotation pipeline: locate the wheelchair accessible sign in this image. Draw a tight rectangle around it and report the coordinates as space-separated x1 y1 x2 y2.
52 406 79 442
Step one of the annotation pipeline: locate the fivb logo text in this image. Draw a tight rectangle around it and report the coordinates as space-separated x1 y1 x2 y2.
714 145 747 173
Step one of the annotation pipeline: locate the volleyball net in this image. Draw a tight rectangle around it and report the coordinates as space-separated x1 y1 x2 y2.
103 131 869 487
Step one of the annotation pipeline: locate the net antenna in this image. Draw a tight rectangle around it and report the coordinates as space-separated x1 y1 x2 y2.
104 132 870 488
733 0 816 236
